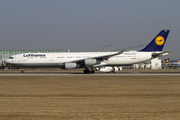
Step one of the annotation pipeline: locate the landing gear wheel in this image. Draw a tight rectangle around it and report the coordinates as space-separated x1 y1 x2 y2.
84 69 89 74
91 70 95 73
21 70 24 73
84 69 95 74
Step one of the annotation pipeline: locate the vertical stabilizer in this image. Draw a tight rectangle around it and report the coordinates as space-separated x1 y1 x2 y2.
140 30 170 51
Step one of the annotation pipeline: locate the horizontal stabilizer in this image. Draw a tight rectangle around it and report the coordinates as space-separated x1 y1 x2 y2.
152 51 173 58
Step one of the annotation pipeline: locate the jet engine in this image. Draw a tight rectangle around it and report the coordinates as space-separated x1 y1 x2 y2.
63 63 80 69
85 59 101 66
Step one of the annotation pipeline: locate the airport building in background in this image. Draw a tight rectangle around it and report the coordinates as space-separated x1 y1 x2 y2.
133 58 162 69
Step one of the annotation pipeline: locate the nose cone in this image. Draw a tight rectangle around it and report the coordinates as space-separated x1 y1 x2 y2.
5 58 12 64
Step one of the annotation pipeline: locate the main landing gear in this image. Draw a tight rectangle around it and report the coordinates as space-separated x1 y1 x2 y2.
83 69 95 74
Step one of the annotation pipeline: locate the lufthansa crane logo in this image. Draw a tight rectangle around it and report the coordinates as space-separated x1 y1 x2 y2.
155 36 165 46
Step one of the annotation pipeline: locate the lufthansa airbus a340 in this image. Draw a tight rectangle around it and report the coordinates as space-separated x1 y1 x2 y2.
5 30 171 73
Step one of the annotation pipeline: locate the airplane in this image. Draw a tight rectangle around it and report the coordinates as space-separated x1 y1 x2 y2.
97 66 122 73
5 30 171 73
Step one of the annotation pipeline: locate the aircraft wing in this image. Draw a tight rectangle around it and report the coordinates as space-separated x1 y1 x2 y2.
70 49 124 64
93 49 124 61
152 51 173 58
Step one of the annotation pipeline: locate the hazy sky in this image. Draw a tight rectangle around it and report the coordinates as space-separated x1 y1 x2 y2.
0 0 180 59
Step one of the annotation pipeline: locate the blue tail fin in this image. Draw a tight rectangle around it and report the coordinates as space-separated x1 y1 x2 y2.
140 30 170 51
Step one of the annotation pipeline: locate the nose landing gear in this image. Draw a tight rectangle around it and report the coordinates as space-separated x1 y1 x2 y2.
21 70 24 73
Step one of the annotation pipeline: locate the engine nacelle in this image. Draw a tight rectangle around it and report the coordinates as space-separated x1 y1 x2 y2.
63 63 80 69
85 59 101 66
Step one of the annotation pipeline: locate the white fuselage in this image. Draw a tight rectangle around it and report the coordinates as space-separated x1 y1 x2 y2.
5 51 153 68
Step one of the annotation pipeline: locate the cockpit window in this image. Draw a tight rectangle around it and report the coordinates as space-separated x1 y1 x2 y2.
9 57 13 59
